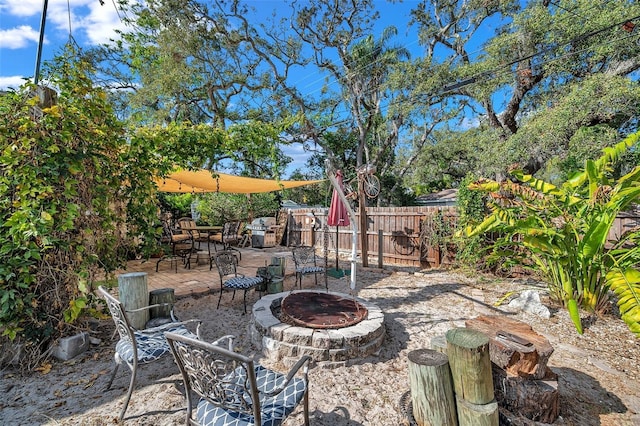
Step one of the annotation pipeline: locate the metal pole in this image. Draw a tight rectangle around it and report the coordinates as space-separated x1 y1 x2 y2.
34 0 49 84
325 160 357 290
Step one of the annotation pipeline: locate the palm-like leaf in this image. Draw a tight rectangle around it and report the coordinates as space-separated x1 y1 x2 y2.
463 132 640 336
605 268 640 337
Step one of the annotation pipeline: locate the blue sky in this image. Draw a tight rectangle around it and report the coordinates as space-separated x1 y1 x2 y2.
0 0 127 89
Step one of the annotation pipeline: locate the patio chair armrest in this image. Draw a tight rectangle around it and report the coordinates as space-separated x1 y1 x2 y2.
126 304 182 322
140 318 202 339
262 355 311 397
211 334 235 351
125 302 175 314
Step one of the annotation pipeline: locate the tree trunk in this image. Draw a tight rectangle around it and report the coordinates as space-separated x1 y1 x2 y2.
358 179 368 267
465 315 554 379
492 365 559 423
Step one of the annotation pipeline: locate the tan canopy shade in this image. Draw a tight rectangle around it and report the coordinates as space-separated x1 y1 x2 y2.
155 170 324 193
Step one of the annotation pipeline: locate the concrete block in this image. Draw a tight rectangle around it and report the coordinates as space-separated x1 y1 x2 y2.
51 332 90 361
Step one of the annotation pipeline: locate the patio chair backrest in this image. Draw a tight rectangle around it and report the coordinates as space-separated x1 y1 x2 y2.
292 245 318 267
165 332 262 421
99 286 135 344
178 217 201 238
212 250 239 278
222 220 241 244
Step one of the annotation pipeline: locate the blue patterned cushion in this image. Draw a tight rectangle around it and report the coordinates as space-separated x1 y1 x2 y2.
297 266 323 274
224 276 263 290
115 324 196 364
196 365 306 426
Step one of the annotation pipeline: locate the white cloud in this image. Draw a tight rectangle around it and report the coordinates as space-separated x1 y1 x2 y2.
459 116 480 130
0 0 42 18
80 2 127 45
282 142 316 176
0 0 127 47
0 75 32 90
0 25 41 49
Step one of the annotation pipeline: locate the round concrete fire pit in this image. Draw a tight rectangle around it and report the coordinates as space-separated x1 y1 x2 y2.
251 290 385 368
281 291 368 329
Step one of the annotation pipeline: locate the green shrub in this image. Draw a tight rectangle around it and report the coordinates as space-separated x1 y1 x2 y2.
462 133 640 336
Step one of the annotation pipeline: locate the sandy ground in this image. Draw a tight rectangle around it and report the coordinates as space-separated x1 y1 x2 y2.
1 268 639 425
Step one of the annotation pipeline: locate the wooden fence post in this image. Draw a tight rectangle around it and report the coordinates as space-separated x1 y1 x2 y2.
378 229 383 269
118 272 149 329
446 327 498 426
407 349 458 426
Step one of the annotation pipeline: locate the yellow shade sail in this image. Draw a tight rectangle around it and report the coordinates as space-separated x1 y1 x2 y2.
155 170 324 194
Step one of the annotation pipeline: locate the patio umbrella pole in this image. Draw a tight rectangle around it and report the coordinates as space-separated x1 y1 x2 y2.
326 161 357 291
335 226 339 271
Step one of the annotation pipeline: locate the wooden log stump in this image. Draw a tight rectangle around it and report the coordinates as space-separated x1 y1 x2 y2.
466 315 554 379
446 327 494 405
118 272 149 329
430 334 447 354
407 349 458 426
149 288 175 319
492 365 559 423
456 395 499 426
270 256 286 277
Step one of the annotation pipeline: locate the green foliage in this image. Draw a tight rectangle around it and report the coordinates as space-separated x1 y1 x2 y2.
0 46 163 367
194 191 278 224
457 173 486 224
463 133 640 336
454 173 490 268
506 74 640 177
421 210 455 254
194 193 244 224
159 193 195 219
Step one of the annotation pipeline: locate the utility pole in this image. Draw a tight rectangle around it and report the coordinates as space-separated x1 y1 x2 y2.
34 0 49 84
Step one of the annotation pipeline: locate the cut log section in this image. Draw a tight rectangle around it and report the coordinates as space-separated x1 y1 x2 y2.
117 272 149 329
456 395 499 426
446 327 494 405
492 365 559 424
465 315 554 379
407 349 458 426
149 288 175 319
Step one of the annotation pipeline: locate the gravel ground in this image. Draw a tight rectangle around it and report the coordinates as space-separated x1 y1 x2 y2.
1 268 639 425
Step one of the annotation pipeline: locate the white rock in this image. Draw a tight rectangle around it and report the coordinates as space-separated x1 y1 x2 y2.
508 289 551 319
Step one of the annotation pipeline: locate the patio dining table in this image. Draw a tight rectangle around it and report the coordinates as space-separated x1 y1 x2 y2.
179 224 223 262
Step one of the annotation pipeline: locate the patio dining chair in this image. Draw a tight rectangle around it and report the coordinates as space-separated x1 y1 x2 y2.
178 217 211 250
98 286 202 422
212 250 263 313
209 220 243 262
292 245 325 290
165 332 311 426
156 219 194 272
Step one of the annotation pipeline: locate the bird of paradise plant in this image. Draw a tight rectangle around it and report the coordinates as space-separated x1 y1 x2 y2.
462 132 640 336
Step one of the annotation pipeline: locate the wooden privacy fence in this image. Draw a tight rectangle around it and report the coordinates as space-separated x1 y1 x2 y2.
282 206 640 270
284 206 457 269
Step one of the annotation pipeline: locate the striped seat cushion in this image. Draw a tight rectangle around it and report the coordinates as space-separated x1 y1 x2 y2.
296 266 323 274
195 365 306 426
224 276 263 290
